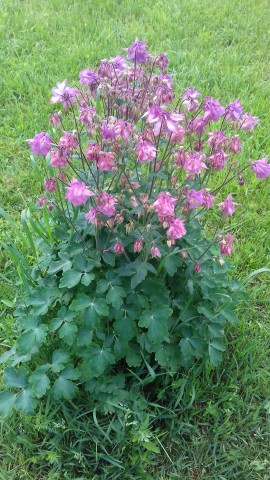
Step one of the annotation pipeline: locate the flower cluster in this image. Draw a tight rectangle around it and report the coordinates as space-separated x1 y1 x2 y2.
28 39 269 267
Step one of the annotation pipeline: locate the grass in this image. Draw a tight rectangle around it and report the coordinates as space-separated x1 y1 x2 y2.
0 0 270 478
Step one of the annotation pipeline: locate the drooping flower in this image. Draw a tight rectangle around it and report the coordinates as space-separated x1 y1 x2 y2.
167 217 186 239
79 68 98 87
202 190 216 208
59 132 78 151
85 206 98 225
240 113 259 131
50 79 79 110
49 113 61 127
44 178 57 192
114 241 125 254
28 132 52 157
65 178 94 206
219 233 234 256
50 148 69 168
153 192 177 220
155 53 169 70
225 99 243 121
218 194 238 216
145 105 183 136
228 136 241 154
207 131 228 151
115 120 132 141
182 87 201 112
209 151 229 170
186 189 205 209
134 239 143 253
182 153 208 175
85 142 101 161
137 140 156 163
174 150 187 167
127 39 149 63
251 157 270 179
203 97 225 122
100 120 117 140
96 191 116 217
108 54 127 72
151 246 161 258
189 117 207 135
97 152 116 171
194 262 201 273
170 125 185 143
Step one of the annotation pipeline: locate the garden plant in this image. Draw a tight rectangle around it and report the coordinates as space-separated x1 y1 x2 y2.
0 37 270 478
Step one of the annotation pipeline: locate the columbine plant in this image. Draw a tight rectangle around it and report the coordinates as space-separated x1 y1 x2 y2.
1 39 269 416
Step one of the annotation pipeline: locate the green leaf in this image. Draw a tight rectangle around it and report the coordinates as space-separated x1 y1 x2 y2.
0 391 16 417
4 367 28 388
131 266 148 289
51 349 70 373
59 322 78 345
139 305 172 343
208 323 225 338
96 280 109 294
48 254 72 274
209 339 226 366
59 269 82 288
220 304 238 324
86 345 115 377
125 344 142 367
27 288 54 315
81 272 95 286
77 328 93 346
114 316 137 341
16 324 47 354
144 441 160 454
52 367 80 400
70 293 92 311
163 254 181 277
29 368 50 398
15 388 37 414
106 286 126 309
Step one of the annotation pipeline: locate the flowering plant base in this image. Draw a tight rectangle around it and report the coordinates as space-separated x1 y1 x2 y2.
0 40 268 416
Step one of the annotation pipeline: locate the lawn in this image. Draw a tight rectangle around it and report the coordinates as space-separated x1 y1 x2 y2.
0 0 270 478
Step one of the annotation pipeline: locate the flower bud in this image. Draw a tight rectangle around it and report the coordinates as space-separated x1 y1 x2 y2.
114 241 124 254
194 262 201 273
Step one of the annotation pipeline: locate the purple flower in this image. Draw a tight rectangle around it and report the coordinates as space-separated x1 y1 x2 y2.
108 54 127 72
65 178 94 206
190 117 207 135
155 53 169 70
251 157 270 179
28 132 51 157
218 194 238 216
182 154 207 175
146 105 183 136
50 80 79 110
85 206 98 225
225 99 243 121
100 121 117 140
151 246 161 258
209 151 229 170
203 97 225 122
44 178 57 192
50 148 69 168
127 39 149 63
182 87 201 112
79 68 98 87
220 233 234 256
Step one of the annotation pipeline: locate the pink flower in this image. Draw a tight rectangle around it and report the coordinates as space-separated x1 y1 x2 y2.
228 136 241 154
85 142 101 161
28 132 51 157
155 53 169 70
225 99 243 121
127 39 148 63
50 80 79 110
209 151 229 170
100 121 117 140
115 120 132 141
151 246 161 258
194 262 201 273
182 87 201 112
220 233 234 256
97 152 116 171
153 192 177 220
108 54 127 72
170 125 185 143
251 157 270 179
137 140 156 163
174 150 186 167
96 192 116 217
59 132 78 151
167 217 186 240
203 97 225 122
183 154 207 175
208 131 228 151
85 207 98 225
203 191 216 208
156 84 174 104
240 113 259 131
134 239 143 253
65 178 94 206
44 178 57 192
189 117 207 135
218 194 238 216
114 241 124 254
50 148 69 168
49 113 61 127
186 189 205 209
